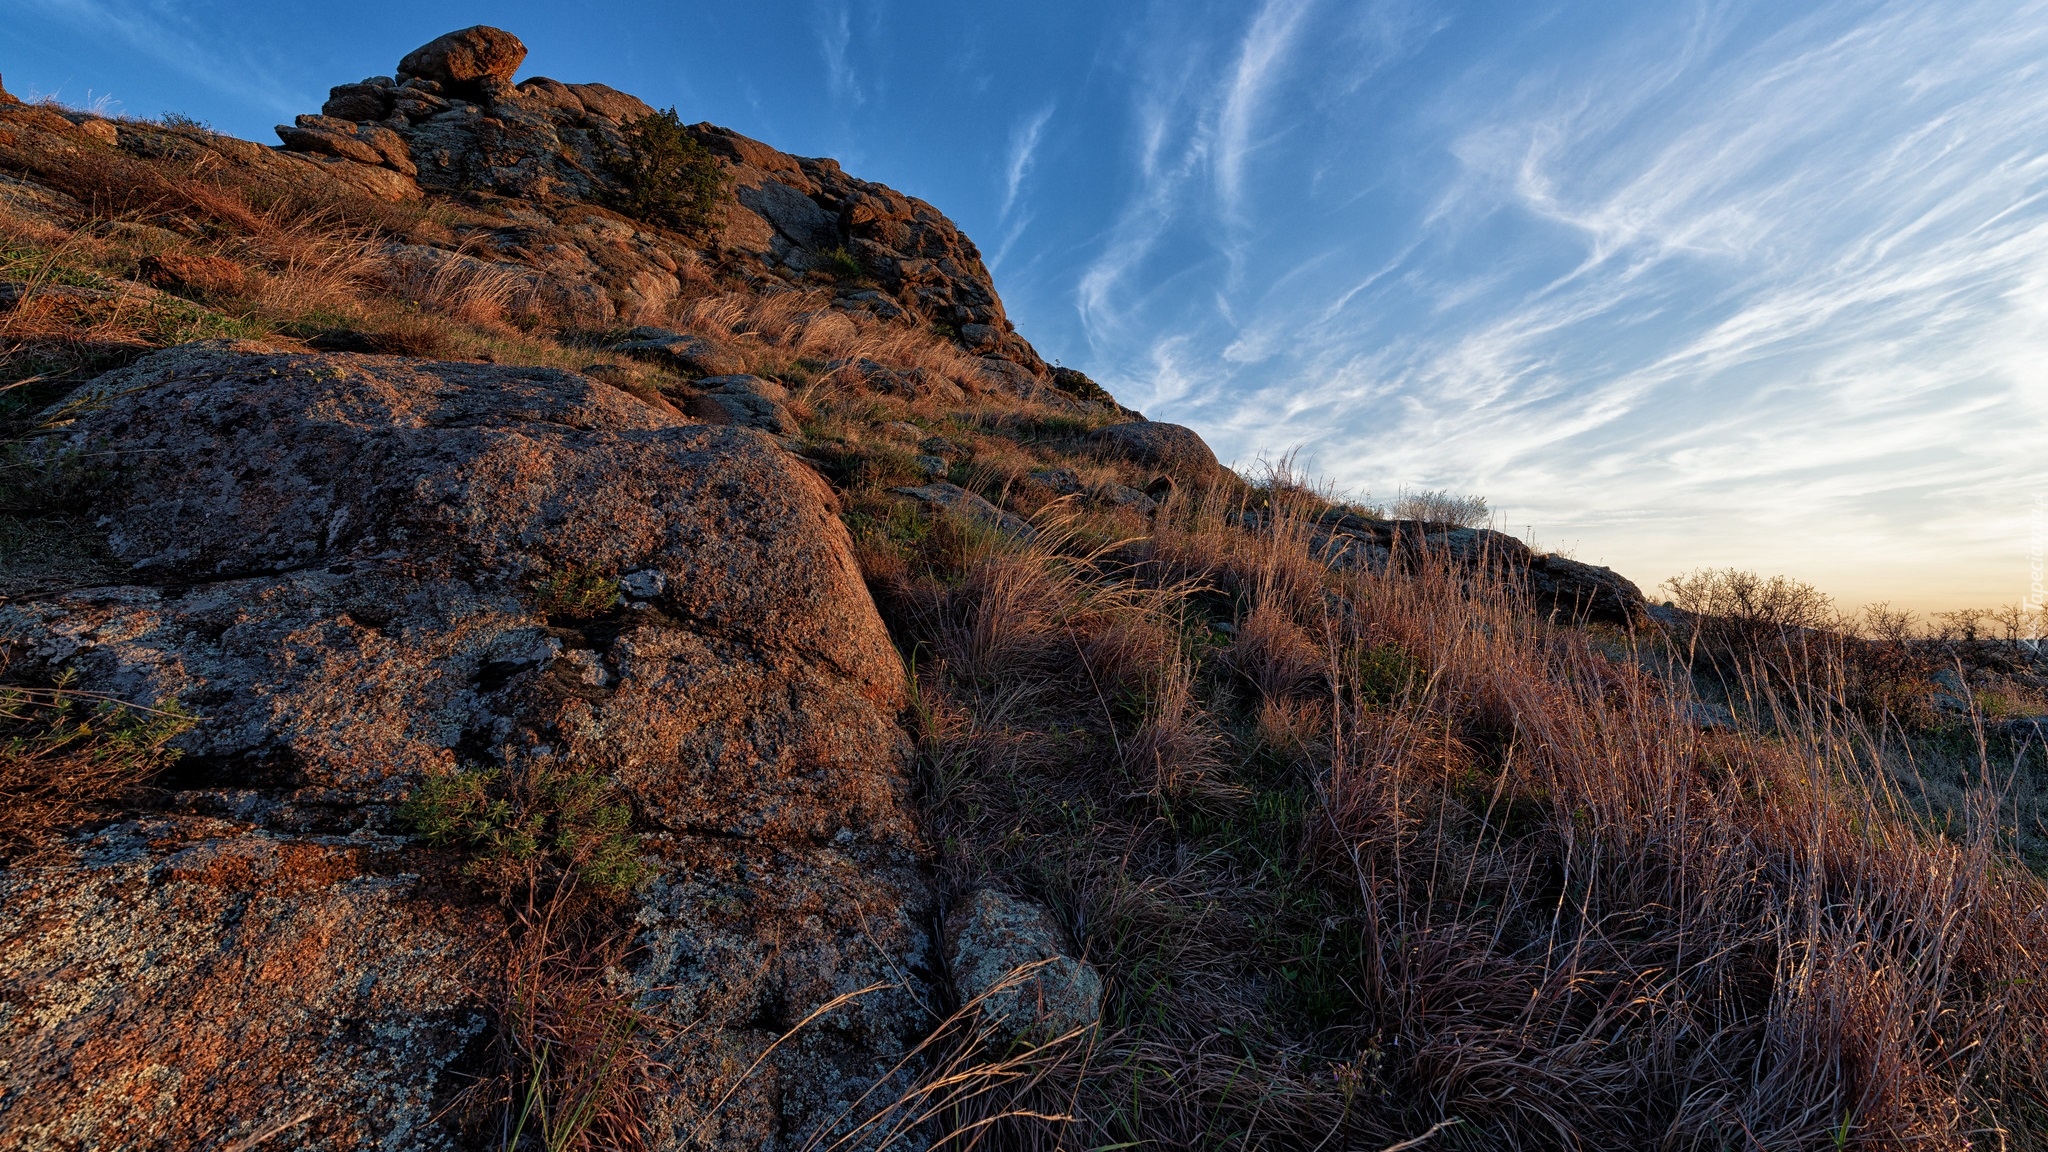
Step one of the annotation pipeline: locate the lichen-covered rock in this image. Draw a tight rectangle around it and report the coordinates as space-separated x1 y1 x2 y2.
633 840 935 1150
0 345 935 1147
891 482 1038 542
944 889 1102 1043
0 814 499 1151
684 374 798 436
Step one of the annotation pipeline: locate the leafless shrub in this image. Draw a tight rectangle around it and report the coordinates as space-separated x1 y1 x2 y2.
1391 486 1489 527
1662 566 1841 689
1932 607 1989 643
1990 603 2038 645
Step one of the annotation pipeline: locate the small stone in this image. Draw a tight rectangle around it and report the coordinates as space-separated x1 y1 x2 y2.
686 391 796 436
618 569 666 601
560 648 611 688
697 374 789 403
945 889 1102 1044
611 328 747 377
1095 483 1158 515
914 454 948 478
1027 468 1083 496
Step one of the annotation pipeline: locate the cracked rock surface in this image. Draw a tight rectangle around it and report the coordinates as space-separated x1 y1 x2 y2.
0 345 934 1150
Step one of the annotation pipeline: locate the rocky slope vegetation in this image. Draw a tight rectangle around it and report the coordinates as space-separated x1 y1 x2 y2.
2 27 2044 1152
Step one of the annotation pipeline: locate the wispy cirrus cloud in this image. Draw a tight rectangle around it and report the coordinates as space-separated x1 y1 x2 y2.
1069 0 2048 609
987 104 1056 274
1000 104 1054 219
816 3 862 105
1213 0 1314 221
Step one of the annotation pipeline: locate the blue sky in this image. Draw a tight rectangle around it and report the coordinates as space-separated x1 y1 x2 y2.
8 0 2046 614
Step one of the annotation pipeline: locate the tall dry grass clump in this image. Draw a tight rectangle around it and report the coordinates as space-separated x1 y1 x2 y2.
672 289 986 383
873 477 2048 1151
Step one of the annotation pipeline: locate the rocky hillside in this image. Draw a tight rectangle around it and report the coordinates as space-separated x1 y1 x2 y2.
1 27 2043 1152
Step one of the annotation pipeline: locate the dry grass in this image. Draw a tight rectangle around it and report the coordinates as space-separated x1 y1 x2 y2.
861 473 2048 1151
482 896 656 1152
0 665 194 859
670 288 989 386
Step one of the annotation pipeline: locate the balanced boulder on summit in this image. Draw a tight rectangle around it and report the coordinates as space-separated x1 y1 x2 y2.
396 24 528 96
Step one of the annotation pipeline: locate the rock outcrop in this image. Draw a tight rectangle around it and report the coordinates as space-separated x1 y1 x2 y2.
0 24 1675 1150
1304 513 1650 625
0 344 932 1149
397 25 529 97
1089 420 1231 488
269 26 1047 369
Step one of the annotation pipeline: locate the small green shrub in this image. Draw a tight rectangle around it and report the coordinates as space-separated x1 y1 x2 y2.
400 763 644 897
1350 642 1420 708
598 108 727 237
533 565 620 621
819 246 866 282
846 498 934 554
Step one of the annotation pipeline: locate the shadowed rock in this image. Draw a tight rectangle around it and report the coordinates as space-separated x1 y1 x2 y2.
1526 553 1651 626
1088 420 1229 488
1304 512 1650 626
891 481 1038 541
612 326 749 377
685 373 797 435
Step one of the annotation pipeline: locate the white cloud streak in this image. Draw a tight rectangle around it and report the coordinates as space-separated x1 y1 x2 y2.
1078 0 2048 609
817 3 861 105
1000 104 1053 219
1214 0 1314 220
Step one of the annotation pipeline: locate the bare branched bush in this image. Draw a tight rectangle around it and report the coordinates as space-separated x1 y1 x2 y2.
1663 566 1841 689
1391 486 1489 527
